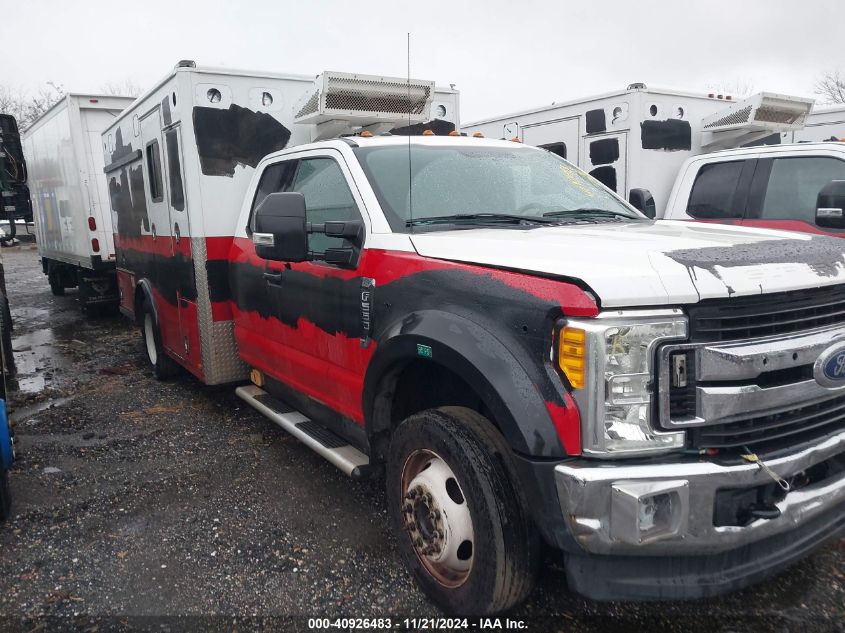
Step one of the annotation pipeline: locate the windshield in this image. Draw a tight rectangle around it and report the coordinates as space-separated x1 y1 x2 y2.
353 144 642 232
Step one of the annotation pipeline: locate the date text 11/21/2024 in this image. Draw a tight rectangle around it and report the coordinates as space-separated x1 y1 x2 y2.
307 617 529 630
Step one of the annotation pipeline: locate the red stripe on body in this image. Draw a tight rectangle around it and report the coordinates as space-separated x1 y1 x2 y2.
232 307 373 423
545 395 582 456
228 237 599 316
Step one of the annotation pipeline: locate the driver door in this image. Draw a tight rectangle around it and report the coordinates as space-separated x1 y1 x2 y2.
246 151 370 423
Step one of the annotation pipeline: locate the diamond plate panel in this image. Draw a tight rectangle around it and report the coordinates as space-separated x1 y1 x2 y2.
192 236 248 385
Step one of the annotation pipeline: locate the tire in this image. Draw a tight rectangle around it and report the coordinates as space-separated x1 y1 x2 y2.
386 407 539 615
0 293 14 375
48 270 65 296
0 469 10 523
140 298 179 380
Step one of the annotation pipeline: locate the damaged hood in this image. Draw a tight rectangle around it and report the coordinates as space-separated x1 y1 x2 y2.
409 220 845 308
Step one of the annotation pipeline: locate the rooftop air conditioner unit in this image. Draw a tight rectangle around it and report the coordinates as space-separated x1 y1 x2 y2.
701 92 814 151
295 71 434 140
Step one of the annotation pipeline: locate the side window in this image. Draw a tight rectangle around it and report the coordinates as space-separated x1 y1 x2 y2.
164 130 184 211
761 157 845 224
291 158 360 252
539 142 566 159
248 160 297 233
145 139 164 203
686 161 744 219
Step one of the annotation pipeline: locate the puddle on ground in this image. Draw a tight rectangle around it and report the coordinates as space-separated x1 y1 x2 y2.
14 395 76 421
10 306 50 322
10 327 75 395
13 374 45 395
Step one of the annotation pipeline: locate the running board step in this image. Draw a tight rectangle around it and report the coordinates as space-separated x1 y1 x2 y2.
236 385 373 479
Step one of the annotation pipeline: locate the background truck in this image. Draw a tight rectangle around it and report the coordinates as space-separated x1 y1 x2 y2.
22 94 136 308
0 113 33 244
659 141 845 236
462 85 815 217
104 62 845 614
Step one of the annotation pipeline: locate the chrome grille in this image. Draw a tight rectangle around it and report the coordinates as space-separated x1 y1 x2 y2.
662 288 845 452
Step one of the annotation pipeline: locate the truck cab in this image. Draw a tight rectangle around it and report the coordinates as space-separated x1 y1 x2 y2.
661 141 845 237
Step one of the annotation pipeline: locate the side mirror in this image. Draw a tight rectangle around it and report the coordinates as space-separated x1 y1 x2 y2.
629 188 656 219
253 192 308 261
816 180 845 229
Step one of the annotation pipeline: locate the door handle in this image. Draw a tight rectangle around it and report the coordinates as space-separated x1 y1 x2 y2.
263 271 283 285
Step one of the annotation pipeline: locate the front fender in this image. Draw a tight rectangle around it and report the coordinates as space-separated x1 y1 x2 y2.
363 310 572 458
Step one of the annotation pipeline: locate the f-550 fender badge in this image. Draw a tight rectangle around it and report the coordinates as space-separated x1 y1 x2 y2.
360 277 375 348
814 342 845 388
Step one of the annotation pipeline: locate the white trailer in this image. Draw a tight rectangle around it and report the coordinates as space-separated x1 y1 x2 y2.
22 94 135 305
463 85 813 216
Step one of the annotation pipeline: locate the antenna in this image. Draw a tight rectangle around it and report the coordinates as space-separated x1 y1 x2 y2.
407 32 413 229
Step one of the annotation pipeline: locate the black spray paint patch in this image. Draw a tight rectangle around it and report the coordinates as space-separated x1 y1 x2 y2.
193 105 292 177
742 132 781 148
109 128 136 165
589 138 620 165
391 119 456 136
666 238 845 280
161 96 172 127
109 165 150 238
585 109 606 135
120 247 197 305
641 119 691 151
589 166 617 192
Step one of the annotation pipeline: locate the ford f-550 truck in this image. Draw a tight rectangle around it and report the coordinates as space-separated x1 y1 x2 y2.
106 63 845 614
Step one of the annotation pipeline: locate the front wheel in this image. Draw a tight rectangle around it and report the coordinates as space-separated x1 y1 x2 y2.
386 407 539 615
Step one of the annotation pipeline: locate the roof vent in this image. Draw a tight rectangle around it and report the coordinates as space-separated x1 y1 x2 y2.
175 60 196 69
627 82 647 90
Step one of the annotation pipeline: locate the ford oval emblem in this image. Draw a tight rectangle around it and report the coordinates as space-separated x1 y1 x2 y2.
815 343 845 388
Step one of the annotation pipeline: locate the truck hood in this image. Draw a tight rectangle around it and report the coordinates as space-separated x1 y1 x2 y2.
409 220 845 308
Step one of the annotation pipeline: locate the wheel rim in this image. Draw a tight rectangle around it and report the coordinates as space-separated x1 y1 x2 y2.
400 449 474 588
144 313 158 365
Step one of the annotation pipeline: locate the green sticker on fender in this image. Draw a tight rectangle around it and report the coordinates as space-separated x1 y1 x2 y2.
416 343 433 358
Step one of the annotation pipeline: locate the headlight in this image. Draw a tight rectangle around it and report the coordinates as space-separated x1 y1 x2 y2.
559 310 687 457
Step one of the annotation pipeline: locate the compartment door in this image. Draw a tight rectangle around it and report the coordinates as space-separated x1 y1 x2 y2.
162 124 200 368
522 117 581 165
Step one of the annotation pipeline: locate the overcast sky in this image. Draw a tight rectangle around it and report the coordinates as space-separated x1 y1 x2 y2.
2 0 842 122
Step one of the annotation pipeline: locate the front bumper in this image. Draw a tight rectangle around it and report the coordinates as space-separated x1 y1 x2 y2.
555 429 845 556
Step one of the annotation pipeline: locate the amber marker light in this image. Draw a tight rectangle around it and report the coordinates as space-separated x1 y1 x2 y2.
559 327 586 389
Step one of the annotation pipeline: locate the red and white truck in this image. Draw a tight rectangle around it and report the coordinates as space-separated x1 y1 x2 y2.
105 62 845 614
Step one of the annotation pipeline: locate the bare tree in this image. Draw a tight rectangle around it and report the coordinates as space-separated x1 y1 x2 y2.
0 82 65 130
100 79 143 98
815 70 845 104
704 78 756 98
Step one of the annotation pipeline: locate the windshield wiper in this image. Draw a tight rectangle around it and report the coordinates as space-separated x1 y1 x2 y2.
542 208 638 220
406 213 559 227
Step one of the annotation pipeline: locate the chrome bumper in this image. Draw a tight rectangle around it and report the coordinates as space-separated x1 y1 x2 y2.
554 429 845 555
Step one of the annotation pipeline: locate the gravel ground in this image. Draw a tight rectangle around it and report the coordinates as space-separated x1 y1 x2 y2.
0 247 842 632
